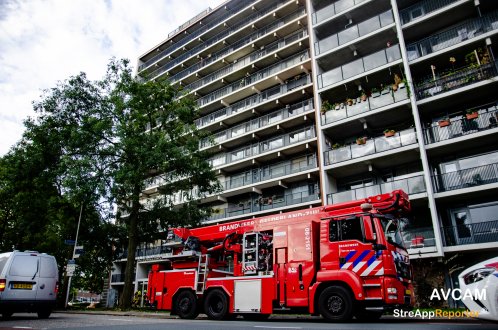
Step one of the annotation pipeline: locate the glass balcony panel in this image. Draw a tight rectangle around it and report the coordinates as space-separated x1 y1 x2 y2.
338 25 359 45
327 147 352 164
346 100 370 116
375 135 401 152
342 58 364 80
402 227 436 248
335 0 355 14
369 91 393 109
358 16 381 37
320 67 342 88
314 4 335 24
386 45 401 63
393 86 409 102
323 107 347 123
355 185 382 199
331 190 356 203
351 139 375 159
363 50 387 72
379 9 394 26
316 34 339 55
269 137 284 149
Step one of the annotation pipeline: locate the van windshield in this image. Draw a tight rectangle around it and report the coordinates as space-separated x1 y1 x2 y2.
0 253 12 275
379 219 406 251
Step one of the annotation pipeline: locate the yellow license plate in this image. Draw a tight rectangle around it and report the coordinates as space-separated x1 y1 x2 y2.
12 284 33 290
405 289 411 295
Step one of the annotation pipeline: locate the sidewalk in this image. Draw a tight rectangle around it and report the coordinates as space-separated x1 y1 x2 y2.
53 310 492 324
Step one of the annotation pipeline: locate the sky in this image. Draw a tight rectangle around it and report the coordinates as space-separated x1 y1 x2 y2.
0 0 222 156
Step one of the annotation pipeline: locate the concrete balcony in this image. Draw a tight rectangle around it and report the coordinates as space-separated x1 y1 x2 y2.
200 98 314 150
326 174 427 204
195 73 313 130
317 45 402 91
196 49 311 114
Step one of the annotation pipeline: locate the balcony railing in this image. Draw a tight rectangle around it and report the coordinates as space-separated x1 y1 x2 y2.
207 125 316 168
326 175 426 204
111 273 135 283
432 162 498 193
195 73 312 128
423 107 498 144
312 0 367 25
321 85 409 125
441 220 498 246
317 45 401 90
406 11 498 62
399 0 459 26
201 99 314 148
415 61 498 101
139 0 274 72
203 190 320 222
402 226 436 249
314 10 394 55
323 128 418 166
168 7 212 38
148 5 307 80
219 154 317 191
196 49 310 108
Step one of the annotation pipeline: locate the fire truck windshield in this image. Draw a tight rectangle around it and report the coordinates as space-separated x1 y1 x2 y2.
379 219 406 251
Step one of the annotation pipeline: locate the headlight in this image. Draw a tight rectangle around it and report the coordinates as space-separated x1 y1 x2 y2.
463 267 496 285
387 287 397 293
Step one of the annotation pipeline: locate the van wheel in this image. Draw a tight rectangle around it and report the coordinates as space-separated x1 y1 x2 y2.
37 309 52 319
2 312 13 319
204 289 228 320
318 286 355 322
242 314 270 321
176 291 199 319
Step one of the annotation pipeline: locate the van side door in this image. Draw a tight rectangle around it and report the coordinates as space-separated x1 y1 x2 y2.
4 255 40 301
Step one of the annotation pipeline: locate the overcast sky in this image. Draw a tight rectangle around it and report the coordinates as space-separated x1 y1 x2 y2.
0 0 222 156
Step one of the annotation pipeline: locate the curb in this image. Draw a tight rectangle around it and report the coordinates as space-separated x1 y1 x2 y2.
53 311 489 323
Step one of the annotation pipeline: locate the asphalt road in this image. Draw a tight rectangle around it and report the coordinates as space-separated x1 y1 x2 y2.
0 313 497 330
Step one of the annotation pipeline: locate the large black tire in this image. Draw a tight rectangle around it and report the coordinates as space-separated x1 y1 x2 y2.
355 309 383 322
242 313 270 321
2 312 13 319
204 289 229 320
176 290 199 319
37 309 52 319
318 286 355 322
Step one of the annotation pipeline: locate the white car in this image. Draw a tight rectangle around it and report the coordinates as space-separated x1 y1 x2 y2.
458 256 498 322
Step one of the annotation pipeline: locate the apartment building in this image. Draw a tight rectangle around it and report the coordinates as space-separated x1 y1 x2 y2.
110 0 498 308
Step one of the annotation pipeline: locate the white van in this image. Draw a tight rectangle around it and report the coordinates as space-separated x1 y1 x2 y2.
0 251 59 319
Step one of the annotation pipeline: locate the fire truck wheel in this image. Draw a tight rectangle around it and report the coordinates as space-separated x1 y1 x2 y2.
176 290 200 319
242 313 270 321
204 289 229 320
318 286 355 322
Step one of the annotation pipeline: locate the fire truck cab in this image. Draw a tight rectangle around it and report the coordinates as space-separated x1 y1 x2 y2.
147 190 414 322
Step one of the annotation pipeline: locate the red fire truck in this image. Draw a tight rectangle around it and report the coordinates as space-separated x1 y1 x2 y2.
147 190 414 322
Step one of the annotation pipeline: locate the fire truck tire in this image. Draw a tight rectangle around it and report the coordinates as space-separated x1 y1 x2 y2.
204 289 229 320
175 290 200 319
242 313 270 321
318 286 355 322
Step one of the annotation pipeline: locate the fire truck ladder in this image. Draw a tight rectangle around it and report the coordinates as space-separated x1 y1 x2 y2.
195 254 210 294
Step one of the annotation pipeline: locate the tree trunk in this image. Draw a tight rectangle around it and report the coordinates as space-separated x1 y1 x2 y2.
119 194 139 309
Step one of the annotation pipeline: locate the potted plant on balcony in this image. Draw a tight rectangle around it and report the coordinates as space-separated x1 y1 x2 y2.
332 143 341 149
334 103 340 110
393 73 402 91
466 109 479 120
384 129 395 137
346 98 353 106
321 100 331 115
238 202 243 207
361 90 367 101
259 198 264 205
438 118 450 127
245 200 251 207
371 88 380 98
356 137 367 145
381 84 391 95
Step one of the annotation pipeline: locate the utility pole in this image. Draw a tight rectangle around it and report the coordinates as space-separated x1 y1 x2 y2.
64 203 84 310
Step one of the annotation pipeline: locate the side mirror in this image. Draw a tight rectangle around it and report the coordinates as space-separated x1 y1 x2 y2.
363 217 375 242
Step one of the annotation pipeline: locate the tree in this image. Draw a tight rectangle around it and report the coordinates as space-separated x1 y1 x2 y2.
28 58 221 309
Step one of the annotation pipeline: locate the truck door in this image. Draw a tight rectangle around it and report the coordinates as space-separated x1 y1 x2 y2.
286 222 314 307
273 225 287 306
338 216 382 277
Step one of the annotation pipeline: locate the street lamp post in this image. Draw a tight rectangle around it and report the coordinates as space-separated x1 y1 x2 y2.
64 203 84 310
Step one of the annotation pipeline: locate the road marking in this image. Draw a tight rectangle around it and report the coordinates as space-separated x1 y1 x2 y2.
108 319 133 321
254 327 302 329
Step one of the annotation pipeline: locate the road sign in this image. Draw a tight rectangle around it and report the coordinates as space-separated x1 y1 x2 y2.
68 260 76 264
75 250 86 255
65 240 75 245
75 246 83 250
66 264 76 272
74 254 80 259
66 271 74 277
